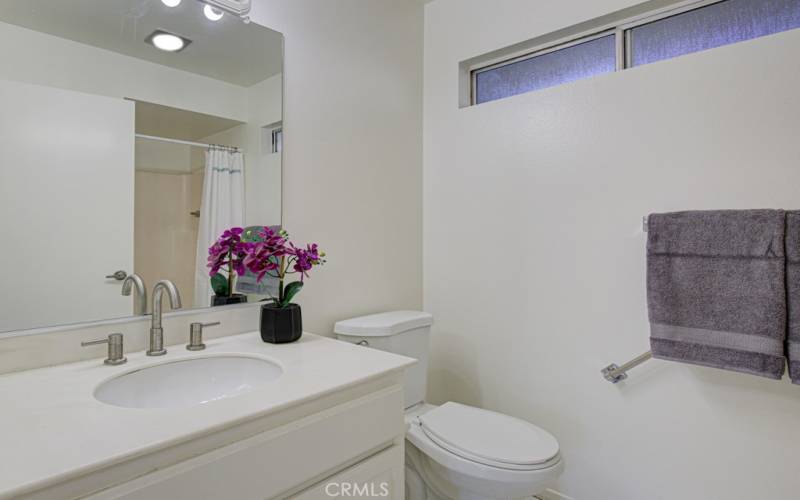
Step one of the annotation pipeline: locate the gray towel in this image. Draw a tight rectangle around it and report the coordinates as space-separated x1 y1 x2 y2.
785 212 800 383
647 210 786 379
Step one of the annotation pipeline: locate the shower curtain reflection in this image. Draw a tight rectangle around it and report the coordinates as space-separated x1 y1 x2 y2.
134 138 244 312
194 147 245 308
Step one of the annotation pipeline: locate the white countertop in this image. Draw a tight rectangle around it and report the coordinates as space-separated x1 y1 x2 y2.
0 332 415 498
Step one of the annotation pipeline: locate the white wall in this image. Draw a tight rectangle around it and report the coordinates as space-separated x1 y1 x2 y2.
247 73 283 129
245 74 283 228
135 140 193 174
248 0 424 334
424 1 800 499
134 169 201 312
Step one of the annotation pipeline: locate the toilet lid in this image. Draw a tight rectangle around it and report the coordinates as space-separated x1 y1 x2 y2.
418 402 560 470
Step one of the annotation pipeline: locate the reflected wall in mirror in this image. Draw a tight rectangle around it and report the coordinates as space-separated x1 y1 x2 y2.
0 0 283 333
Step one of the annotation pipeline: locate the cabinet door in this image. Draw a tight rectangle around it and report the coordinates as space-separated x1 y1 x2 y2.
290 445 404 500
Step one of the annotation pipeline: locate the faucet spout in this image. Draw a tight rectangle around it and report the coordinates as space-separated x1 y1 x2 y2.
148 280 182 356
121 274 147 316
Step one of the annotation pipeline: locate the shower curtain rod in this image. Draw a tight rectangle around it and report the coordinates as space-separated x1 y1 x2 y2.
135 134 242 152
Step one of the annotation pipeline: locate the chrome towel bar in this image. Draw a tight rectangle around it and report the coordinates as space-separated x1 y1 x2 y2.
602 351 653 384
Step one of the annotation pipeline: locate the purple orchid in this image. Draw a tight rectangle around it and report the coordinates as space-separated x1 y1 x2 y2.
207 226 325 307
206 227 252 297
242 226 288 281
245 226 326 307
290 243 322 279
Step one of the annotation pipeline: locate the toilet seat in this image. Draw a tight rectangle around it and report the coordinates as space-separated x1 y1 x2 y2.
405 403 564 499
417 402 561 471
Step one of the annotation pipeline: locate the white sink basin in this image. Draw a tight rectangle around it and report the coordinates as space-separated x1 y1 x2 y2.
94 355 283 409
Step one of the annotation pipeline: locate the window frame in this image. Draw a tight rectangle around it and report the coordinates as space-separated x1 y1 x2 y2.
271 127 283 154
468 0 743 105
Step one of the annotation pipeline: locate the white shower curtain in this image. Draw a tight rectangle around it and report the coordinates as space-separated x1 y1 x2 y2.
194 147 245 307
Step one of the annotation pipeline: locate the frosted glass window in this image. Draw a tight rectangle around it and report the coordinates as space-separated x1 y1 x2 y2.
474 35 616 105
629 0 800 67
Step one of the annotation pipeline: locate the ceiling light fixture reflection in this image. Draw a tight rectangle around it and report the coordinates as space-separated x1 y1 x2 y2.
204 4 224 21
146 30 192 52
161 0 182 7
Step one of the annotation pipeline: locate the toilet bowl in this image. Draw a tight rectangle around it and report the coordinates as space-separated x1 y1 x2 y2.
334 311 564 500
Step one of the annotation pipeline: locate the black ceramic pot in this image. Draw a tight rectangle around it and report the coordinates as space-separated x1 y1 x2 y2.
211 293 248 307
260 303 302 344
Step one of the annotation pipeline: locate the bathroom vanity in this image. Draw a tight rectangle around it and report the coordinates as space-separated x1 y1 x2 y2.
0 332 414 499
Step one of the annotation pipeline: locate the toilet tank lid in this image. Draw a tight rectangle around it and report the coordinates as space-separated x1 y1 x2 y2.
334 311 433 337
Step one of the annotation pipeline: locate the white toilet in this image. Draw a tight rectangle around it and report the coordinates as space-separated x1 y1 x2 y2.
334 311 563 500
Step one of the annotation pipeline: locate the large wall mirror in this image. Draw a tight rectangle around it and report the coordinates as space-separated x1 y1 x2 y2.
0 0 283 333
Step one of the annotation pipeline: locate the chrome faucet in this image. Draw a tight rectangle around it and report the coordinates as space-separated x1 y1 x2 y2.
121 274 147 316
148 280 182 356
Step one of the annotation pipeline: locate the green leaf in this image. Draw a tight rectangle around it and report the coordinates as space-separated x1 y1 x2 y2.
280 281 304 307
210 273 229 296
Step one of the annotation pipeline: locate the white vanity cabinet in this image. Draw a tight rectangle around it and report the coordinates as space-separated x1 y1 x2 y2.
290 445 404 499
0 334 414 500
85 382 405 500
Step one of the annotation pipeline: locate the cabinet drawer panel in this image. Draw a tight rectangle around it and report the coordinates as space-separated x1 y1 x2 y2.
89 385 404 500
290 445 404 500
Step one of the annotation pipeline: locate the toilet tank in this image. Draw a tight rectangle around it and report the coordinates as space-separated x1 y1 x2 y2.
334 311 433 409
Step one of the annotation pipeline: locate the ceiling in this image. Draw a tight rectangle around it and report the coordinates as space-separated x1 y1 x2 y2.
134 100 243 140
0 0 283 87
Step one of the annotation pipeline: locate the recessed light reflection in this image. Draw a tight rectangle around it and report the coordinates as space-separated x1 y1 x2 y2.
204 5 224 21
161 0 182 7
146 31 192 53
153 33 185 51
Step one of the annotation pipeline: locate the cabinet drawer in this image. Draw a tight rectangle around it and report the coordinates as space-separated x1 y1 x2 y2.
290 445 404 500
89 385 404 500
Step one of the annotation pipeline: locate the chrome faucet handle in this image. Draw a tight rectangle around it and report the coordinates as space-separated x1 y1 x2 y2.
187 322 220 351
106 270 128 281
82 333 127 365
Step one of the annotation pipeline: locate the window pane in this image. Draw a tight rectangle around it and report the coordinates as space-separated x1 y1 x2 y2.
474 35 616 105
629 0 800 67
272 129 283 154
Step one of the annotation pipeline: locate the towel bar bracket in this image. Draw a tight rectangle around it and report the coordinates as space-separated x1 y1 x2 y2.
601 363 627 383
602 351 653 384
